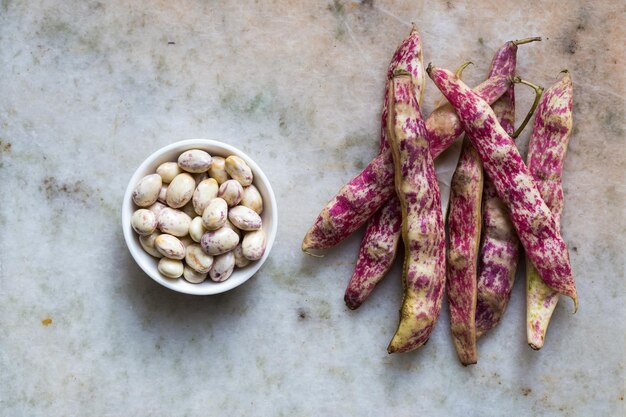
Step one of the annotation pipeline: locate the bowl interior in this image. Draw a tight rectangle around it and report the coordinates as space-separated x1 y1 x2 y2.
122 139 277 295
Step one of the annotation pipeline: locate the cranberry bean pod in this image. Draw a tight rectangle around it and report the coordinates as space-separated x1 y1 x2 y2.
526 72 574 350
475 39 531 337
427 65 578 308
344 26 424 309
386 73 446 354
302 75 511 252
446 138 482 365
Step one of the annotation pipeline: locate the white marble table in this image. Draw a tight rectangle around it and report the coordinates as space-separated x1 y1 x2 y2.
1 1 624 415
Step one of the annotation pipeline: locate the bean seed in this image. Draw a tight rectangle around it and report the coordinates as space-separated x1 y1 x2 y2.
242 228 267 261
158 258 184 279
225 155 253 186
209 251 235 282
185 244 214 273
156 162 182 183
233 244 251 268
228 205 262 231
158 207 192 237
208 156 229 184
241 184 263 214
132 174 162 207
155 234 186 260
178 149 212 173
193 178 219 215
189 216 206 242
202 197 228 230
183 266 207 284
139 233 163 258
200 227 240 256
218 179 243 206
131 209 157 235
166 173 195 208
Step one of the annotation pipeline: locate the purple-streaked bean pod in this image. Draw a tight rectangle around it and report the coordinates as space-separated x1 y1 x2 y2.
427 65 577 309
446 138 482 365
344 198 401 310
526 72 574 350
475 38 541 338
386 73 446 354
344 25 424 309
302 75 511 252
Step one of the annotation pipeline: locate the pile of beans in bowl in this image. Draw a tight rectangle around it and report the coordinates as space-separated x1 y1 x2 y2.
130 149 266 283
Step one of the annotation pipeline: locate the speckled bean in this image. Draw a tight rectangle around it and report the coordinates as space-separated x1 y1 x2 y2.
241 185 263 214
228 205 262 231
193 178 219 215
218 179 243 207
131 209 157 235
132 174 162 207
209 251 235 282
202 198 228 230
189 216 206 242
242 228 266 261
183 266 207 284
157 185 168 203
158 258 184 279
185 244 214 273
148 201 167 219
223 219 241 237
154 234 186 260
156 162 182 183
158 207 192 237
139 233 163 258
233 244 251 268
178 149 212 173
208 156 229 184
166 173 195 208
225 155 253 186
200 227 240 256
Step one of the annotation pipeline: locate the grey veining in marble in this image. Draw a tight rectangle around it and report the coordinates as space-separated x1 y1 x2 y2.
1 1 624 416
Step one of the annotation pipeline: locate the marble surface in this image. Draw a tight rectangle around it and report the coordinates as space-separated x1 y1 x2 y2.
1 1 624 415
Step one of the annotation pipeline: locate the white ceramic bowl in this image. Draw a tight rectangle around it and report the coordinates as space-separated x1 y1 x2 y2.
122 139 278 295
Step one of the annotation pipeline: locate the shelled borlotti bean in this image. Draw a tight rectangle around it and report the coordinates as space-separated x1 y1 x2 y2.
131 150 266 283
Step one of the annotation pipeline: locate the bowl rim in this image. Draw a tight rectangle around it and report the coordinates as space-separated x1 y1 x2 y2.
122 138 278 295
